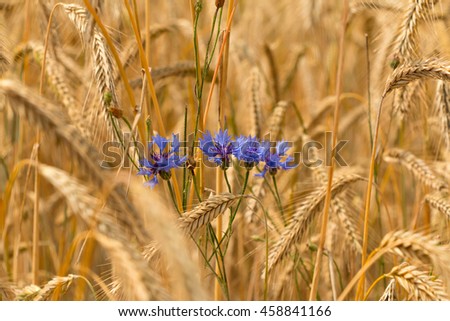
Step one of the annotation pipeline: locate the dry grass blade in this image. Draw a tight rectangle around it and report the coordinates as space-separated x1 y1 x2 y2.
180 193 240 234
266 173 364 274
385 262 448 300
383 148 448 192
384 58 450 95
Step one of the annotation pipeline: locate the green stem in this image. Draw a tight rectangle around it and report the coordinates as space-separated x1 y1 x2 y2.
190 170 203 202
111 115 139 170
182 105 189 211
166 180 181 215
220 170 250 254
231 170 250 223
223 169 232 193
271 174 285 223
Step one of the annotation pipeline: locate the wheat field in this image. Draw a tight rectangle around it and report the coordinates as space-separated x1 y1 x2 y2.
1 0 450 301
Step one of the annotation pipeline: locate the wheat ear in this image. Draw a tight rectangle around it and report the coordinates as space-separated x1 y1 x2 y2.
379 230 450 277
266 173 364 274
392 0 437 63
385 262 448 300
433 80 450 151
384 58 450 95
383 148 448 192
425 192 450 219
34 275 80 301
180 193 240 234
248 67 263 138
0 23 10 75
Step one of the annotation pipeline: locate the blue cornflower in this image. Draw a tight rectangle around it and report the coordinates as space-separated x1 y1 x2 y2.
137 134 186 188
232 135 262 169
255 140 294 177
199 129 233 169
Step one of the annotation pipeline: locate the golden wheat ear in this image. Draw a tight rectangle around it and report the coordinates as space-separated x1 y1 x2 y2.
384 262 448 301
0 79 103 183
383 148 448 192
379 230 450 283
266 173 365 275
384 58 450 95
179 193 240 234
62 4 121 140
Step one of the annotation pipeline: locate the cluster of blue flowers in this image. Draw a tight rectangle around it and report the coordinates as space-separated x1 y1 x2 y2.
137 134 186 188
138 130 294 188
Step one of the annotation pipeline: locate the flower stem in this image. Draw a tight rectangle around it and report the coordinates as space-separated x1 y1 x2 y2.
190 169 203 202
166 180 181 216
223 169 232 193
231 170 250 223
271 175 285 223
